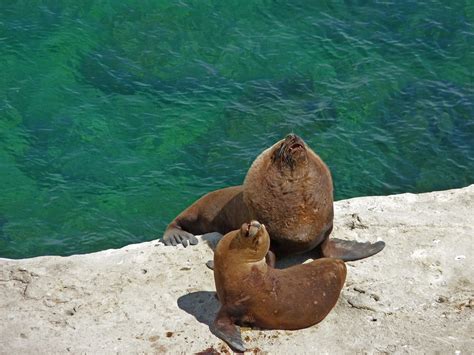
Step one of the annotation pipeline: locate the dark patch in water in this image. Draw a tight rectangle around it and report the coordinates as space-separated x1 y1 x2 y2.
81 49 140 95
0 215 8 240
380 80 474 192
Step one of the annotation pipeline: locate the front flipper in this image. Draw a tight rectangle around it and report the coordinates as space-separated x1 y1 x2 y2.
211 308 246 352
321 238 385 262
162 227 198 247
162 185 246 247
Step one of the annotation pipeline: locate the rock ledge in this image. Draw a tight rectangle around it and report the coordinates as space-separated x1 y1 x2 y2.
1 185 473 353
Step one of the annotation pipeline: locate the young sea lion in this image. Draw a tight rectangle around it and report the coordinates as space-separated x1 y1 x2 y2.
212 220 347 352
162 134 385 261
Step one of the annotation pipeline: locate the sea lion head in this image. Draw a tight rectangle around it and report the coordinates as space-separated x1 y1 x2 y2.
271 133 308 171
232 220 270 261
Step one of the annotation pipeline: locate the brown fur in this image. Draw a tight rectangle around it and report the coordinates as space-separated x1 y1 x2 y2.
243 135 333 255
163 134 333 256
168 185 250 235
212 221 346 350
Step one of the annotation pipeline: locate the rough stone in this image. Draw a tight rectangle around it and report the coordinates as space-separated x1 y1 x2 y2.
0 185 473 353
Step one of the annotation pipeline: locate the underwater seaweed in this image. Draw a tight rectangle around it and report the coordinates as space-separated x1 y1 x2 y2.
0 0 473 258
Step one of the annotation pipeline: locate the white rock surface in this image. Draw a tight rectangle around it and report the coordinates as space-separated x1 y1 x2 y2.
0 186 473 354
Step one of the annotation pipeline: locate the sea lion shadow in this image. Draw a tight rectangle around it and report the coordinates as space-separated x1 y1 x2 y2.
177 290 219 327
275 251 317 269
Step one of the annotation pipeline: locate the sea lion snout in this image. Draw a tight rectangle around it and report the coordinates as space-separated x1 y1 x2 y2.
240 220 264 238
272 134 307 169
248 220 262 237
285 133 300 141
250 220 261 228
285 133 305 149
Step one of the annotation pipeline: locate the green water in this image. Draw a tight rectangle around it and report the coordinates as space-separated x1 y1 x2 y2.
1 1 473 259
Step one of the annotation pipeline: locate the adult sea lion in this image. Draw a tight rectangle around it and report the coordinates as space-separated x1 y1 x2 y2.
212 220 346 352
162 134 385 261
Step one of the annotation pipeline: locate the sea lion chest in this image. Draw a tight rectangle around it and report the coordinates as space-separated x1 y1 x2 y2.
243 163 333 254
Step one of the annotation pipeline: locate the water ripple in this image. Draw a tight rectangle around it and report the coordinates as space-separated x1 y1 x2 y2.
0 1 472 258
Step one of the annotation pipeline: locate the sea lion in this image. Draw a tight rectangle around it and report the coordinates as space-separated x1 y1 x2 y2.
212 220 346 352
162 134 385 261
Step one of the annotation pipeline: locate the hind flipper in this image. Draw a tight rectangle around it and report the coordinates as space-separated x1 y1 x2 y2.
211 307 245 352
321 238 385 262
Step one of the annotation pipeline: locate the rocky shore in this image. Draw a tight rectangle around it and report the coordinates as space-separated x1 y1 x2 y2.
1 185 473 354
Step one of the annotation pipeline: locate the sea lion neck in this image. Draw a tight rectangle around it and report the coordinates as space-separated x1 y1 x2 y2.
228 239 268 263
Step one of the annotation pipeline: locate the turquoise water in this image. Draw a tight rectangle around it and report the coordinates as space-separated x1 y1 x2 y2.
1 1 473 259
